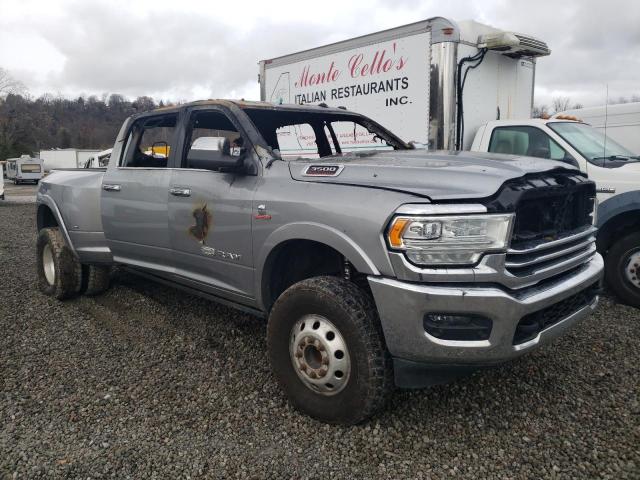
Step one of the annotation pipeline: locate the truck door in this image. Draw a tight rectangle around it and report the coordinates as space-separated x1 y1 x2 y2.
167 107 258 303
100 113 178 275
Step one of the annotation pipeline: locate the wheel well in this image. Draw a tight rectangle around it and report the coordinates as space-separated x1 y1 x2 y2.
37 205 58 231
597 210 640 254
262 240 363 312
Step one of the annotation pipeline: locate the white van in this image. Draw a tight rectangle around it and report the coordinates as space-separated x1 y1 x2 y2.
83 148 112 168
5 155 44 184
560 102 640 153
472 118 640 307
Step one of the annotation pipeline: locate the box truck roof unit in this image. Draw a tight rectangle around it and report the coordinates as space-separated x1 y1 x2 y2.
259 17 550 152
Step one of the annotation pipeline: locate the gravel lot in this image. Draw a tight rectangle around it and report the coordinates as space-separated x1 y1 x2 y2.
2 182 37 203
1 201 639 479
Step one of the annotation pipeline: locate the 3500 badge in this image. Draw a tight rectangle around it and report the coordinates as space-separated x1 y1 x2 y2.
302 165 344 177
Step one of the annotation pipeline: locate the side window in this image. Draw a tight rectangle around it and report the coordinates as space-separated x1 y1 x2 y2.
488 128 530 155
182 110 246 169
548 138 570 161
276 123 320 159
121 114 177 168
489 126 575 164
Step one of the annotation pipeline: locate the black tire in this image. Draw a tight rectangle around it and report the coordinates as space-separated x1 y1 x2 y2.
80 264 111 296
36 227 82 300
267 276 393 424
605 231 640 308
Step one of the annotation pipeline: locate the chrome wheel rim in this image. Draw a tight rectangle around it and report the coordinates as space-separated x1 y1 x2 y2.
290 315 351 396
42 244 55 285
624 249 640 289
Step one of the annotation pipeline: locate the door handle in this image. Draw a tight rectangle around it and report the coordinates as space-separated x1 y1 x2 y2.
102 184 121 192
169 187 191 197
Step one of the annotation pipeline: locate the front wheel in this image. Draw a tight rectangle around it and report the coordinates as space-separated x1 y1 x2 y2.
605 231 640 308
267 276 393 424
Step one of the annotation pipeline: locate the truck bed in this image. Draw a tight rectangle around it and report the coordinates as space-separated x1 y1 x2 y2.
38 168 106 242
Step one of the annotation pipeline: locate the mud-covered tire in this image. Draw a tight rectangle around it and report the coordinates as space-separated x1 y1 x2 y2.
36 227 82 300
80 264 111 296
605 231 640 308
267 276 393 424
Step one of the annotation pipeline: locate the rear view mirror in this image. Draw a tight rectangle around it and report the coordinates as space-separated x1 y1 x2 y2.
187 137 242 171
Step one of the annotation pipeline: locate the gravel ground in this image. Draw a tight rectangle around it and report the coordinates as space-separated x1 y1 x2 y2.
1 202 639 479
2 182 37 203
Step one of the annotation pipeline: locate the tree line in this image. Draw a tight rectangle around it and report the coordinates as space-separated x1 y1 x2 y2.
0 67 171 160
0 92 165 160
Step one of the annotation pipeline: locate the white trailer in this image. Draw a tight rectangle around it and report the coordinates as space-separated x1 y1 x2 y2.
39 149 102 171
559 102 640 153
5 155 44 184
259 17 550 152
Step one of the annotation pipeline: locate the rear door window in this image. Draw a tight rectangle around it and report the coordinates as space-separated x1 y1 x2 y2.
121 114 178 168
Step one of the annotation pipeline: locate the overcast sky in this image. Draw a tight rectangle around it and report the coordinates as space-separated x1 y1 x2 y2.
0 0 638 107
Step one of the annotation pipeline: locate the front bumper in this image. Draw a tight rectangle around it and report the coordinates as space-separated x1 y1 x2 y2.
368 253 603 371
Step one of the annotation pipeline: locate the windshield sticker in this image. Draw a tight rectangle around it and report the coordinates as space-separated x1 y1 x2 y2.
303 165 344 177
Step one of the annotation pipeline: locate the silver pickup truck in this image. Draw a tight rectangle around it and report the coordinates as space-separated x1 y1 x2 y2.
36 100 603 424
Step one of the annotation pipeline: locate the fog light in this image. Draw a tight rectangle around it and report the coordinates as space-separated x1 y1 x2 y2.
423 313 492 341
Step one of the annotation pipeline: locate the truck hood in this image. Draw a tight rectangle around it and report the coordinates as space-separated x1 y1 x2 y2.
288 150 578 200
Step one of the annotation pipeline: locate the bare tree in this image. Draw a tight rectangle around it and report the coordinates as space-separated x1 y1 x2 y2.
552 96 572 114
0 67 26 97
532 104 550 118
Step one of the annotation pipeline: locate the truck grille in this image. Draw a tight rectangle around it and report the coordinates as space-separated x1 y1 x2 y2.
513 282 599 345
497 172 597 279
505 227 597 277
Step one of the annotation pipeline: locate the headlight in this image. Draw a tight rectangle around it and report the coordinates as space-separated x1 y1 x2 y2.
387 213 514 266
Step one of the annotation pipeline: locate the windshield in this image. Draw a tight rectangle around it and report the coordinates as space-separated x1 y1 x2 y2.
20 164 41 173
242 108 409 160
548 122 638 166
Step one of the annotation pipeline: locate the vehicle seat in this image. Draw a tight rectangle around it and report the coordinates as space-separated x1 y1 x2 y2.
495 139 514 154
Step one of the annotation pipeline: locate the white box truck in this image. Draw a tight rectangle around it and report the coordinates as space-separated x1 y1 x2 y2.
39 149 102 171
259 17 550 153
